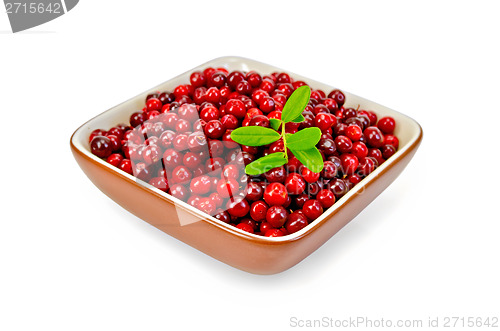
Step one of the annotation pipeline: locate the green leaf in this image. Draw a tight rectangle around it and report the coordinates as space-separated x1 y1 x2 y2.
281 86 311 123
286 127 322 151
288 147 324 173
290 114 305 123
245 152 288 175
269 118 282 131
231 126 280 146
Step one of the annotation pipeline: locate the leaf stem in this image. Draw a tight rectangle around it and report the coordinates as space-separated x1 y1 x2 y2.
281 121 288 162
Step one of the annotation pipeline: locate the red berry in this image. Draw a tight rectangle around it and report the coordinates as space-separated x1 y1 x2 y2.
149 176 169 192
347 173 362 185
301 167 320 183
227 71 245 89
214 210 231 223
265 229 284 237
315 113 337 132
221 114 239 130
206 156 226 172
316 189 335 208
209 192 223 208
345 124 363 141
364 111 378 126
236 80 252 95
260 79 276 93
204 120 224 139
158 91 175 104
200 106 219 122
351 141 369 160
248 114 270 128
225 99 247 119
251 89 268 104
178 104 199 122
118 159 133 175
208 71 227 88
277 72 291 84
264 166 286 183
205 87 220 103
190 71 206 88
146 98 162 111
384 134 399 149
377 116 396 134
286 156 303 173
163 149 182 168
107 127 124 140
236 222 254 234
173 84 192 99
169 184 189 201
259 96 275 113
160 113 179 130
222 164 239 179
183 152 202 170
106 153 123 167
268 110 282 120
246 107 263 119
217 178 239 198
222 129 238 149
188 195 201 208
285 211 309 234
326 178 349 199
358 157 377 177
246 71 262 88
368 148 385 165
381 144 397 159
321 161 338 179
327 89 345 107
187 132 207 152
190 175 212 195
175 119 191 133
340 154 359 175
284 173 306 195
226 198 250 218
173 134 189 151
250 200 268 221
266 205 288 228
142 144 161 165
90 136 112 158
302 200 323 220
311 89 325 100
89 129 106 143
171 165 192 184
334 135 353 153
245 182 263 201
198 197 216 215
263 182 288 206
260 222 274 234
364 126 385 148
207 140 224 158
276 83 294 98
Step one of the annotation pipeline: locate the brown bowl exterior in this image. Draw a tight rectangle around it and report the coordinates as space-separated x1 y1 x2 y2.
70 56 422 275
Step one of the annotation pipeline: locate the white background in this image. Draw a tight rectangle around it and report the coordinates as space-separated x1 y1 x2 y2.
1 1 499 330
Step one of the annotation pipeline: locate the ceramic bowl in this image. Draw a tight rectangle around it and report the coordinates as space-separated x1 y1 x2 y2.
70 56 422 274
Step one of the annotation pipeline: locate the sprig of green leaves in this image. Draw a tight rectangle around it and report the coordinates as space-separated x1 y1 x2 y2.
230 86 324 175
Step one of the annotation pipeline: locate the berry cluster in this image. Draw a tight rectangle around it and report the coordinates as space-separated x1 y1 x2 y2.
89 68 399 237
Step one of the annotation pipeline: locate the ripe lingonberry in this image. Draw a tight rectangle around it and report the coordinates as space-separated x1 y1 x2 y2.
264 182 288 206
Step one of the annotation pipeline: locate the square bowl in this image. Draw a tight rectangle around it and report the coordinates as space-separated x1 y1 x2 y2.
70 56 422 275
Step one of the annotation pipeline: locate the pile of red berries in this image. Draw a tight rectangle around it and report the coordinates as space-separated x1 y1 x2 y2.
89 68 399 237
